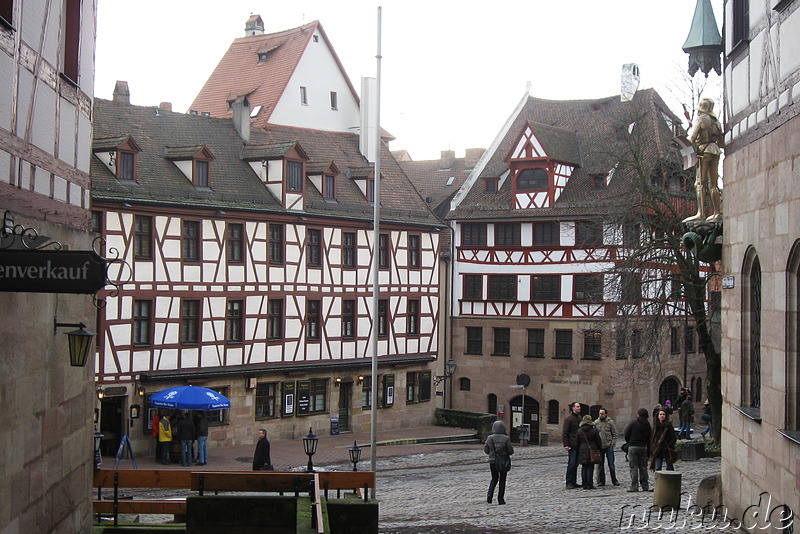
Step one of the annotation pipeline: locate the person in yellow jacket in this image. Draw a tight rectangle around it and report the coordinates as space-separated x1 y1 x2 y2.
158 414 172 465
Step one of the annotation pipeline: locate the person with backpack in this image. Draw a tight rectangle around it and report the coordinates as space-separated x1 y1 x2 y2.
484 420 514 505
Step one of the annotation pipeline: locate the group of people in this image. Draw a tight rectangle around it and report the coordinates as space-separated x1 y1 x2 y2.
561 402 621 490
153 410 209 466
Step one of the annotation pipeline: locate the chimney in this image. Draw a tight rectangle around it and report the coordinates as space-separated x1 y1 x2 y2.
440 150 455 169
465 148 485 167
159 102 172 112
230 95 251 143
245 14 264 37
113 81 130 104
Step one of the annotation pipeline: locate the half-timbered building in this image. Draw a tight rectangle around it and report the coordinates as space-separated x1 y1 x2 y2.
441 88 709 443
720 0 800 526
92 18 442 457
1 0 97 531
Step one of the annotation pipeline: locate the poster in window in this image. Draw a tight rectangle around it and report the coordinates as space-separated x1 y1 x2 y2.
283 382 295 416
383 374 395 406
297 380 311 415
420 370 432 401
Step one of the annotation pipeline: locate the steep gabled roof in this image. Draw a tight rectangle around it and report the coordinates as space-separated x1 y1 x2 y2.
448 89 686 220
189 20 359 129
91 98 440 228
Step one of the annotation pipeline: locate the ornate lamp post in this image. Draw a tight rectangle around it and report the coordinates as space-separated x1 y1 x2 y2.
303 427 319 472
348 441 362 471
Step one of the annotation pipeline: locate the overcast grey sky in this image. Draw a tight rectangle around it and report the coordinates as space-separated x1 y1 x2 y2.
95 0 723 160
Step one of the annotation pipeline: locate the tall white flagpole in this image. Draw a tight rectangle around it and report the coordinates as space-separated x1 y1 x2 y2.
369 5 382 476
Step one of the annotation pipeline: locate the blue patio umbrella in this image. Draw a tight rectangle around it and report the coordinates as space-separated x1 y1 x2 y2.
149 385 231 410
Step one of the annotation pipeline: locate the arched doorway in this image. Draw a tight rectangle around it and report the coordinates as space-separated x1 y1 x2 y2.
659 377 680 405
509 395 539 444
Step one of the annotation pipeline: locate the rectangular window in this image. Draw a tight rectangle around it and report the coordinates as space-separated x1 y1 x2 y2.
620 272 641 305
310 379 327 412
330 91 338 110
268 298 283 340
685 325 696 353
269 224 284 265
195 160 209 187
583 330 602 359
226 300 243 343
286 161 303 192
526 329 545 358
407 299 419 335
616 330 627 360
732 0 749 50
574 274 603 302
489 275 516 301
206 387 229 425
419 370 432 402
255 382 278 419
382 374 395 407
133 300 151 346
632 330 643 358
119 152 135 180
307 229 321 267
670 327 680 354
461 223 487 246
463 274 482 300
378 299 388 337
406 372 418 402
623 223 640 248
493 328 510 356
227 223 244 263
342 232 356 268
0 0 13 28
300 86 308 105
182 220 200 261
62 0 81 84
181 300 201 345
91 211 103 233
576 221 603 247
378 233 389 269
466 327 483 354
532 275 560 301
324 174 335 200
495 223 521 246
134 215 152 259
555 329 573 359
533 222 559 246
362 376 372 408
408 234 421 269
307 300 320 341
342 300 356 338
485 178 498 193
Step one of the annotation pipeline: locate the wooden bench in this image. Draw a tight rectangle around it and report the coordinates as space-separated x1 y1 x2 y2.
318 471 376 501
191 471 314 496
93 469 193 526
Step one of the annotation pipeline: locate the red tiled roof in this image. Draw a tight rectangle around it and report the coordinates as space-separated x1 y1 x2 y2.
190 21 359 129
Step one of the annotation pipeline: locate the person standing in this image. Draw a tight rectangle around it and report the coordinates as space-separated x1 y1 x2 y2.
484 420 514 505
561 402 581 489
700 401 713 439
594 408 620 486
577 416 602 490
624 408 652 492
152 411 161 462
157 413 172 465
650 409 678 471
176 412 195 467
652 403 663 421
679 392 695 439
195 411 209 466
253 428 272 471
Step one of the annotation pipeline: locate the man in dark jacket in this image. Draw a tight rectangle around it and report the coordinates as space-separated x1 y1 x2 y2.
252 429 272 471
176 412 195 467
624 408 652 492
562 402 581 489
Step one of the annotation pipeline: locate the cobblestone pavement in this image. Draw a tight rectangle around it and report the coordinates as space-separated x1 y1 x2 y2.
324 445 739 534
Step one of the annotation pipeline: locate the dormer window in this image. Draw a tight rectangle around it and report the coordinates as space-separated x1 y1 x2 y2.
517 168 549 191
287 161 303 192
94 136 142 182
164 145 215 189
118 151 135 180
485 178 499 193
324 174 336 200
591 174 607 190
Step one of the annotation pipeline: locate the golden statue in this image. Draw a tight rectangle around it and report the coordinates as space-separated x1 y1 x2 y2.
683 98 723 223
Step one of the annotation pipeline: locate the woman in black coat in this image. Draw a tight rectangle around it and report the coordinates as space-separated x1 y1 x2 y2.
576 416 602 490
650 409 678 471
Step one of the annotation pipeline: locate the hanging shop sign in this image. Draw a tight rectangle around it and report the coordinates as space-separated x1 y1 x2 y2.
0 249 106 294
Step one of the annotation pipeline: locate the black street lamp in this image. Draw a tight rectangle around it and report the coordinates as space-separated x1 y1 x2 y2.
303 427 318 472
445 359 457 409
93 427 104 469
348 441 362 471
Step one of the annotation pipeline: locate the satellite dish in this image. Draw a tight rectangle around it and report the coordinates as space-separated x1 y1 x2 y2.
516 373 531 387
621 63 640 102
